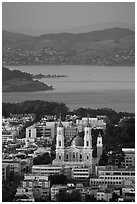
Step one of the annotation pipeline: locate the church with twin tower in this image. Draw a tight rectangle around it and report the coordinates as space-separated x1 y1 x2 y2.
53 118 103 173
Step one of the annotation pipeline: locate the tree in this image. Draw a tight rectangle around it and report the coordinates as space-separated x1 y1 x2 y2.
108 148 125 167
33 152 52 165
56 190 81 202
49 174 67 186
99 151 108 166
85 194 96 202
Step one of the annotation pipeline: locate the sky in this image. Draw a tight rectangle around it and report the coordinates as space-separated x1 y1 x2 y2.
2 2 135 35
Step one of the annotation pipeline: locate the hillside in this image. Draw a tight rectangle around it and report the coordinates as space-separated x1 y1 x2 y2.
2 67 53 92
2 66 33 81
2 28 135 66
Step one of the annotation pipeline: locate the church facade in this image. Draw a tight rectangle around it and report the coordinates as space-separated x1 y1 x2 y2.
53 119 103 175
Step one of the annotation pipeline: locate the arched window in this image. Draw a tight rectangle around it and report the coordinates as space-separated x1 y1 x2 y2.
59 141 61 146
80 154 82 161
66 154 68 161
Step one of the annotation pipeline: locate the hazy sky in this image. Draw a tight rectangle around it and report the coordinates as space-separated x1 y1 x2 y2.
3 2 135 34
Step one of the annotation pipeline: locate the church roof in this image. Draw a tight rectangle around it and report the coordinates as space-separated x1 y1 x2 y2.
58 113 63 127
71 134 84 147
86 116 91 127
58 120 63 127
98 132 102 137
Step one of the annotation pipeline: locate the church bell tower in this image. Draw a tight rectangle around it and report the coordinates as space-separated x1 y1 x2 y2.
55 115 65 163
97 132 103 159
84 117 92 164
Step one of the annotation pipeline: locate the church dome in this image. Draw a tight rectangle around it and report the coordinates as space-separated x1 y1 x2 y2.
71 135 84 147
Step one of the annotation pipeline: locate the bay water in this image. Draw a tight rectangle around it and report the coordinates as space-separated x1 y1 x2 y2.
2 65 135 113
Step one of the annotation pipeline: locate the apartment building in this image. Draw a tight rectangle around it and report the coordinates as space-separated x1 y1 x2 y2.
76 117 106 130
90 166 135 188
72 167 90 180
32 165 63 175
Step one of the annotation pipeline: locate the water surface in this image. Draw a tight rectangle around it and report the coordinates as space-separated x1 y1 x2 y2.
3 65 135 112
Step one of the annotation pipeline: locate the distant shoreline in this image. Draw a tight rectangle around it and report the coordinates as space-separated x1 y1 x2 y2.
3 63 135 67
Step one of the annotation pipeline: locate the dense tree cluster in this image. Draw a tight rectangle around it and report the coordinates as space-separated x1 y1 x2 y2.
104 117 135 149
2 100 69 120
72 107 134 124
56 190 81 202
33 153 53 165
49 174 67 186
2 172 23 202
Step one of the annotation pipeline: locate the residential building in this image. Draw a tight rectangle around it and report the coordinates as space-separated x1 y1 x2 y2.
96 190 112 201
76 117 106 130
64 125 78 145
32 165 63 175
2 133 14 144
72 166 90 180
2 159 21 173
51 185 67 201
2 163 10 180
90 166 135 188
121 148 135 167
22 174 49 188
14 187 34 202
22 173 50 198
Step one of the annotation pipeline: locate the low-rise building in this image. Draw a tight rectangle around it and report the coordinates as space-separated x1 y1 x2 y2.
96 190 112 201
72 166 90 180
90 166 135 188
2 133 14 144
76 117 106 130
22 173 50 198
2 163 10 180
64 125 78 145
2 159 21 173
22 174 50 188
51 185 67 201
14 187 34 202
32 165 63 175
121 148 135 167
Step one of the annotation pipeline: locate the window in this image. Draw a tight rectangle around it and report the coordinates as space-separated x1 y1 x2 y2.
122 172 130 176
59 155 61 160
59 141 61 146
87 141 89 146
29 130 31 137
87 155 89 160
113 172 121 176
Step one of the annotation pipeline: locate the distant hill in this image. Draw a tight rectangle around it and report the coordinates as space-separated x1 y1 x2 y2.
68 22 135 34
5 22 134 36
2 27 135 66
2 66 33 81
2 67 53 92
